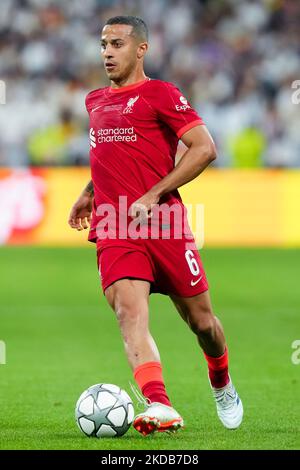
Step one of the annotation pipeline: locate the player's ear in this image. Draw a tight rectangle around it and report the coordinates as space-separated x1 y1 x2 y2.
137 42 148 59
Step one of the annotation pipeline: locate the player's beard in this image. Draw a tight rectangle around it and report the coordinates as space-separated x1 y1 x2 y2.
107 57 137 84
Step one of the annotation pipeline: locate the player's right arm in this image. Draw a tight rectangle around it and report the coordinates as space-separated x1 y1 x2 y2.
68 181 94 231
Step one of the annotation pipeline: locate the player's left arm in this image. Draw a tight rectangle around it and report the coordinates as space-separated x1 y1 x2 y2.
130 125 216 219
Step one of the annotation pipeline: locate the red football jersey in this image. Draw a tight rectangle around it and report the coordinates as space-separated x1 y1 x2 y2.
85 78 204 243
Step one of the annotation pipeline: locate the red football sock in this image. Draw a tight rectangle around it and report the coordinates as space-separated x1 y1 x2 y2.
204 347 230 388
134 361 172 407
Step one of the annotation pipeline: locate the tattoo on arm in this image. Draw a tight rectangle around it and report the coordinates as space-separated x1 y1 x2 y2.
85 180 94 196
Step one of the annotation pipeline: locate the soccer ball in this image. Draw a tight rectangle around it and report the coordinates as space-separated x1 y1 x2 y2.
75 383 134 438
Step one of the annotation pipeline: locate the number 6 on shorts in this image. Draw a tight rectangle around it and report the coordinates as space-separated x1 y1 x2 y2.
185 249 200 276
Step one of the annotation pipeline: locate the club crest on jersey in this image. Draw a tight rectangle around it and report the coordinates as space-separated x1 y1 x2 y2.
123 95 139 114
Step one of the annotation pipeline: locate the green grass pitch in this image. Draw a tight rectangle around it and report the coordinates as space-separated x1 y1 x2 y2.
0 246 299 450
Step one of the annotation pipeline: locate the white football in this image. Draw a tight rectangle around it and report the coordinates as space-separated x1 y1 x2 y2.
75 383 134 437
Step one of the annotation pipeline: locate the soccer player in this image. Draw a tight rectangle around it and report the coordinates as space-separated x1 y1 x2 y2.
69 15 243 436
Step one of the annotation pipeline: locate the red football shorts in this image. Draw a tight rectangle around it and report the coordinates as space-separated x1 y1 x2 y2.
96 237 208 297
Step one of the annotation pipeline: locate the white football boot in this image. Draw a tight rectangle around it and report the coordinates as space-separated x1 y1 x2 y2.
211 378 243 429
133 402 184 436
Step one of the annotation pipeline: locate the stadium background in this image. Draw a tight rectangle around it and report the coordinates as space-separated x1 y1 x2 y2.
1 0 300 246
0 0 299 451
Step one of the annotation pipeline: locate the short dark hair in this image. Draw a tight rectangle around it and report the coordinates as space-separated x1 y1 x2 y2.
105 15 148 41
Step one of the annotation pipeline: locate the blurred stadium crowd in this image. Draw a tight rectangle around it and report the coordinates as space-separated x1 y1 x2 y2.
0 0 299 168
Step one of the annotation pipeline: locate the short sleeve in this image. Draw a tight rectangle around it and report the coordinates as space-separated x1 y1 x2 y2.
156 82 204 138
85 91 93 114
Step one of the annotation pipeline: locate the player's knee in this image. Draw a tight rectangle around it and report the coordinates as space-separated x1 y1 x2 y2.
116 302 135 323
115 301 146 332
188 311 215 338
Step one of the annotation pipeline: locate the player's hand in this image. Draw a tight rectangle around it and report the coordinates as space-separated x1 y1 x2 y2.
68 191 93 231
129 189 160 222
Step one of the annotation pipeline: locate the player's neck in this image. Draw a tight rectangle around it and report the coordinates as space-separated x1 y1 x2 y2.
110 71 148 90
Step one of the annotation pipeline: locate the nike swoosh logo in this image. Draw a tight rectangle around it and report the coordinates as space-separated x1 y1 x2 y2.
91 105 102 113
191 275 203 286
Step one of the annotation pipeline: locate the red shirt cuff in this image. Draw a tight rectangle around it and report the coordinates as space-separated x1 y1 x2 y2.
176 119 204 139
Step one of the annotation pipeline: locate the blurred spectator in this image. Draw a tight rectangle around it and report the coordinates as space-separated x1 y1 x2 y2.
228 126 266 168
28 109 87 165
0 0 299 167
